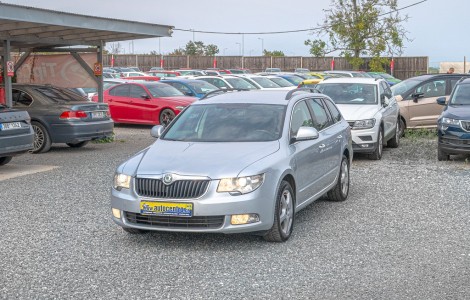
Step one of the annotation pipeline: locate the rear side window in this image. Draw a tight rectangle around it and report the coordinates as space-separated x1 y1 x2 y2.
307 99 334 130
324 98 342 123
12 89 33 107
34 87 84 103
129 85 148 98
110 85 130 97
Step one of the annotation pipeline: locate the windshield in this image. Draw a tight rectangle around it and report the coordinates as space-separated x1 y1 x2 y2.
34 87 85 103
391 78 421 96
380 73 395 80
145 84 185 97
251 77 281 88
449 84 470 105
163 104 286 142
317 83 378 105
186 81 218 94
269 77 295 87
225 78 258 90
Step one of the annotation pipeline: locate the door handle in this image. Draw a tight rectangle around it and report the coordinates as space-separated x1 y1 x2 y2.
319 144 326 149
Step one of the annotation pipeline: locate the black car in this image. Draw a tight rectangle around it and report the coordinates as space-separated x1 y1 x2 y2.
436 78 470 161
0 104 34 165
9 84 114 153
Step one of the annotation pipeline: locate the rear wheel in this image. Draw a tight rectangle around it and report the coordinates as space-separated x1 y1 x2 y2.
327 155 350 202
159 109 176 127
0 156 13 166
264 180 295 242
399 118 406 137
369 129 383 160
437 146 449 161
31 121 51 153
387 119 400 148
66 141 89 148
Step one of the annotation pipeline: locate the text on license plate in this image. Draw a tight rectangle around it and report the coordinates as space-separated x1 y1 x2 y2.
91 111 106 119
0 122 22 130
140 201 193 217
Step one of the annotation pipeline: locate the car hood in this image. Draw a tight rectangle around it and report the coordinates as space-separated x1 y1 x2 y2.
135 140 280 178
335 104 379 121
157 96 197 105
443 105 470 120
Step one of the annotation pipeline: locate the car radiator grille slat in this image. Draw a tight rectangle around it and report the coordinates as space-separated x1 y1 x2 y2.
461 121 470 132
125 212 224 229
135 178 209 199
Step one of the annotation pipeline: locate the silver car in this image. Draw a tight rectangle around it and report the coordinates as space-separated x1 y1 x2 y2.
111 89 353 242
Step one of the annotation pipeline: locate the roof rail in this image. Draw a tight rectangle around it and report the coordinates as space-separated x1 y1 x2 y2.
199 88 249 100
285 87 322 100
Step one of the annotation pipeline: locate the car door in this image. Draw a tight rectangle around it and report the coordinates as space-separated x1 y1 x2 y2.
380 81 399 140
404 78 446 127
289 100 325 206
107 84 130 122
126 84 160 124
307 98 343 185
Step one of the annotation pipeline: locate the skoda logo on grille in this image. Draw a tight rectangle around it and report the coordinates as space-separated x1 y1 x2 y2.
162 173 174 185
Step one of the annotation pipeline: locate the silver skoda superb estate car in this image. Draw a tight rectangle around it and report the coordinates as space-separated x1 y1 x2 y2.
111 88 353 242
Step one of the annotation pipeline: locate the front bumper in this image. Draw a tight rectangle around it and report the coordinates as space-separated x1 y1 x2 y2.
49 119 114 143
350 124 380 154
111 177 278 234
438 126 470 155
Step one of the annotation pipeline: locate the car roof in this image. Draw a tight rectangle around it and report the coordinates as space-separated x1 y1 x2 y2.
192 90 323 105
317 77 381 84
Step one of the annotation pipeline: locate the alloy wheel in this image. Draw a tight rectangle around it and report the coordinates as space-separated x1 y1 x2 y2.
340 159 349 196
279 189 294 236
32 124 44 152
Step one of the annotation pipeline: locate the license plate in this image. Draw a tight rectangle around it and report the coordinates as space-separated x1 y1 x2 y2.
140 201 193 217
0 122 22 130
91 111 106 119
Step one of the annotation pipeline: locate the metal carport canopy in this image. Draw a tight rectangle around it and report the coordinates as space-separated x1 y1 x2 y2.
0 2 173 106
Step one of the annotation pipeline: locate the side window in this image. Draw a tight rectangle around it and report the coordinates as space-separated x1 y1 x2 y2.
213 79 229 89
379 82 385 97
129 85 148 98
172 83 191 94
109 85 129 97
324 98 342 123
450 79 460 93
12 90 33 107
308 99 334 130
290 101 313 138
416 80 446 98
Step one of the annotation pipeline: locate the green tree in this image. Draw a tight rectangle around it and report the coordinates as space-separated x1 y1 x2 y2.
167 48 185 56
304 0 408 71
263 50 285 57
205 44 219 56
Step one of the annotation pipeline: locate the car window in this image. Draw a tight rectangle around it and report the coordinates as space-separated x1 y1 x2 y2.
415 80 446 98
110 85 129 97
12 89 33 107
450 79 460 92
269 77 294 87
307 99 333 130
163 104 286 142
251 77 281 88
449 84 470 105
317 83 378 104
224 78 257 90
187 81 219 94
129 85 148 98
324 98 342 123
145 84 185 97
32 87 85 103
169 82 191 93
290 101 313 138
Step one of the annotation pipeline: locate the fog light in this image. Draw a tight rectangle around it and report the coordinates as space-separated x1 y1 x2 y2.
360 144 369 148
112 208 121 219
231 214 260 225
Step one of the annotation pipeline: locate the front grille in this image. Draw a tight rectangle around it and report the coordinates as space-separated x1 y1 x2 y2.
125 212 224 229
358 135 373 141
135 178 209 199
441 136 470 146
461 121 470 132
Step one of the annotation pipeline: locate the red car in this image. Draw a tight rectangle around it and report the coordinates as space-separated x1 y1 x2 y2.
92 82 196 126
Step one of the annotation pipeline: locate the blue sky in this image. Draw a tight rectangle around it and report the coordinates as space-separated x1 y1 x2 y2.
3 0 468 66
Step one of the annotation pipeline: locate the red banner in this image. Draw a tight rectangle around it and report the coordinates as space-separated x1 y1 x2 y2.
16 53 98 88
330 57 335 70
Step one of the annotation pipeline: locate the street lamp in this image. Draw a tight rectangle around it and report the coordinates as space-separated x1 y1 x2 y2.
258 38 264 55
235 42 241 56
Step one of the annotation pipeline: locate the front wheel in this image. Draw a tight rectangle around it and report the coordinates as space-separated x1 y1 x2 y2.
387 119 400 148
437 146 449 161
327 155 350 201
0 156 13 166
159 109 176 127
369 129 383 160
264 180 295 242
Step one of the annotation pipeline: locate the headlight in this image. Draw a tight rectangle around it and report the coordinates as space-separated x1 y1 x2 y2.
114 173 132 190
217 174 265 194
352 119 376 129
441 117 460 126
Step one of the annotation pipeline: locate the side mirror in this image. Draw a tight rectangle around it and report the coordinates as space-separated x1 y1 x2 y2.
294 126 319 142
141 94 151 100
184 91 194 96
150 125 165 138
411 92 424 103
436 96 447 105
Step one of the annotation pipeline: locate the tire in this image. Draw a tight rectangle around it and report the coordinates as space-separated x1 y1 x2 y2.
327 155 350 202
399 118 406 137
122 227 148 234
263 180 295 242
0 156 13 166
437 146 449 161
159 109 176 127
387 119 400 148
369 128 383 160
31 121 52 153
66 141 89 148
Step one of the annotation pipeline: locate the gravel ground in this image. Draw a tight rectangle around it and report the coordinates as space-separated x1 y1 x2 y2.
0 125 469 299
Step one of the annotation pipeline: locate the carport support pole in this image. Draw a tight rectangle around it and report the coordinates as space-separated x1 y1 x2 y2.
98 41 104 103
2 40 12 107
